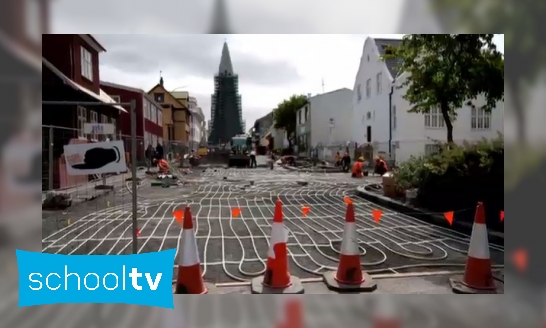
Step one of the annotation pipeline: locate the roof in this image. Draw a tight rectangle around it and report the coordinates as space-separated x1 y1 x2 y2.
218 42 234 75
171 91 189 99
80 34 107 53
373 38 403 78
147 83 191 113
43 58 127 113
100 80 163 109
307 88 352 102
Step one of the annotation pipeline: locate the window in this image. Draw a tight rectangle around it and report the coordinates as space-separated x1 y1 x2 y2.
425 144 440 156
110 95 120 103
151 105 157 124
299 110 302 124
101 114 108 123
90 110 98 123
366 126 372 143
357 84 362 102
424 107 445 128
366 112 372 120
392 105 397 130
367 55 370 62
25 0 42 44
305 106 309 120
376 72 382 94
110 117 117 136
152 134 157 146
366 79 371 98
81 47 93 80
157 109 163 127
471 107 491 130
90 110 98 140
154 93 164 103
77 106 87 138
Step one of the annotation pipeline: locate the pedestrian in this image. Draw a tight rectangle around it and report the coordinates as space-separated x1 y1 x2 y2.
249 148 257 168
155 142 164 160
145 144 154 169
341 152 351 172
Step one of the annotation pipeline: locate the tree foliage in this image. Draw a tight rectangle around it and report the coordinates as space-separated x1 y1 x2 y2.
383 34 504 143
273 94 308 147
431 0 545 143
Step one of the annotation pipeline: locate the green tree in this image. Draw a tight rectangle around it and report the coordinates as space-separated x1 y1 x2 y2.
383 34 504 143
273 94 308 148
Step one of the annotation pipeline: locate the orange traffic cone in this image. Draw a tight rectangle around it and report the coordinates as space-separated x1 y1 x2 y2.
251 200 304 294
173 206 217 294
275 296 304 328
450 202 498 293
323 202 377 292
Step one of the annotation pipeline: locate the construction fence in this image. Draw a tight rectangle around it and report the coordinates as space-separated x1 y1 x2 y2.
42 124 191 193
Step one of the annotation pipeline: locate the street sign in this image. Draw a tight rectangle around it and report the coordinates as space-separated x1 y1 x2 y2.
64 140 127 175
84 123 115 135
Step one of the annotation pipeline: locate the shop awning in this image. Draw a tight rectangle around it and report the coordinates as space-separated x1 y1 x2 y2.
43 58 127 113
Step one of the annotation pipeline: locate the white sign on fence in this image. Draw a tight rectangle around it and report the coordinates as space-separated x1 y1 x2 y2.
64 140 127 175
84 123 115 135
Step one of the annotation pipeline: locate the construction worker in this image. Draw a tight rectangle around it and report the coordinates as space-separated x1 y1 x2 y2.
334 152 341 167
154 158 169 174
374 156 389 176
352 156 365 178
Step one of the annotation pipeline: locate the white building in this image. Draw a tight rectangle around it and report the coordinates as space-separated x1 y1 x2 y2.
295 88 353 158
188 96 205 149
351 36 504 164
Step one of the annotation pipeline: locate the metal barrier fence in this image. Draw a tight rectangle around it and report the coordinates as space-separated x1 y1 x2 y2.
43 124 194 192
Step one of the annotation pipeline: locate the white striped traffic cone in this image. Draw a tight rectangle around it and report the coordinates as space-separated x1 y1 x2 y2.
450 202 498 293
251 200 304 294
323 202 377 292
173 206 217 294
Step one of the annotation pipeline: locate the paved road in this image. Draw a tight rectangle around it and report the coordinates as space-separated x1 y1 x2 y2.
42 167 504 284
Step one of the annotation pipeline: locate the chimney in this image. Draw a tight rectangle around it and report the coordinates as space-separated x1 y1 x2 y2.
160 76 164 86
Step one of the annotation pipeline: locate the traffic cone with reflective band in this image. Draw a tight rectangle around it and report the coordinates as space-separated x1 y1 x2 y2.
174 206 217 294
450 202 498 293
323 202 377 292
251 200 304 294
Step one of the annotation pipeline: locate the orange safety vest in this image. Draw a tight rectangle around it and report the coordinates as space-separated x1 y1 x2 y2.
158 159 169 170
352 161 363 175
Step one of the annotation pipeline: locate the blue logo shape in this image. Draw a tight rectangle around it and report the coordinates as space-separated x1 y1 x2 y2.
16 249 175 308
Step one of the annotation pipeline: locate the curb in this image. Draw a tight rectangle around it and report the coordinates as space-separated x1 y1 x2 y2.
281 164 344 173
355 186 504 243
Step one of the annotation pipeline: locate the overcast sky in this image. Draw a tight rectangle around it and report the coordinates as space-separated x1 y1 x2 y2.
51 0 504 128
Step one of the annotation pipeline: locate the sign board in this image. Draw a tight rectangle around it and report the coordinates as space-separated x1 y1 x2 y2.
63 140 127 176
84 123 115 135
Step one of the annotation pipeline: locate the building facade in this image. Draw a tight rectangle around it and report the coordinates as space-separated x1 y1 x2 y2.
295 89 353 157
42 34 125 189
208 41 244 145
351 36 504 164
148 78 191 145
100 81 164 159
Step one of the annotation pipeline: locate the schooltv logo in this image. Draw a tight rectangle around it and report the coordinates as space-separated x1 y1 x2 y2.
16 249 175 308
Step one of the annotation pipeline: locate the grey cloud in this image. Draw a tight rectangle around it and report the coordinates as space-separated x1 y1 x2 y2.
95 34 301 87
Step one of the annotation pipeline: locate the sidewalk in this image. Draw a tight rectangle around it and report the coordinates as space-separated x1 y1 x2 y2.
356 185 504 240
